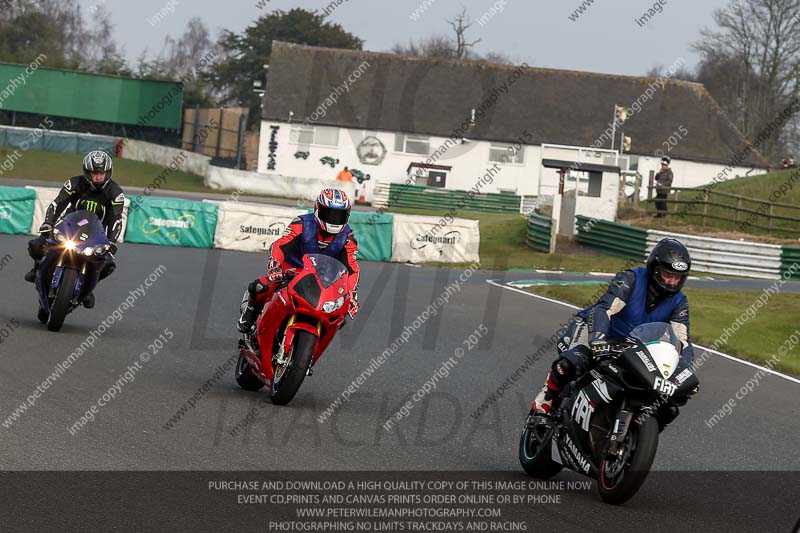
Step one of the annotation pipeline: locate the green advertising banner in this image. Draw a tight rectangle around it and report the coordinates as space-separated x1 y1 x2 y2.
124 196 218 248
347 211 394 262
0 186 36 235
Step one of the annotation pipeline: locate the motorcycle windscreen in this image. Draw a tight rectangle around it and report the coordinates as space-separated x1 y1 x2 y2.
305 254 348 289
58 210 107 242
629 322 681 352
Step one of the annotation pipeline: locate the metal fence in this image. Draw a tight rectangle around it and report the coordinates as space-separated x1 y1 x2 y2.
526 213 554 253
375 182 521 213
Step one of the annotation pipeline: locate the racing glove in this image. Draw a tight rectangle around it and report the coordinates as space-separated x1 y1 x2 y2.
589 332 610 357
265 260 283 283
38 223 53 234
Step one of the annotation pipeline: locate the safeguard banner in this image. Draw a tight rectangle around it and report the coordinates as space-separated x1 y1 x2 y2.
124 196 218 248
391 214 480 264
26 186 60 235
208 200 305 253
0 186 35 235
348 211 394 262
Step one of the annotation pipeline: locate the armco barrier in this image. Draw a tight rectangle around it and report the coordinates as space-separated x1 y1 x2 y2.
781 247 800 280
0 186 35 235
124 196 218 248
384 182 520 213
526 213 553 253
205 166 355 202
575 216 648 261
648 230 782 280
0 125 117 155
206 200 306 254
121 139 210 177
391 213 480 264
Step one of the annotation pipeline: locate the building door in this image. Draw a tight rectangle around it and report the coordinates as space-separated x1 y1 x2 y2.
427 171 446 187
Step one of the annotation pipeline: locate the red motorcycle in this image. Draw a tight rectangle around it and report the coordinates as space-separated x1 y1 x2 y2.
235 254 351 405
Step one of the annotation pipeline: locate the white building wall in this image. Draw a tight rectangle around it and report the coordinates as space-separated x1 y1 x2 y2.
257 121 540 201
257 120 767 203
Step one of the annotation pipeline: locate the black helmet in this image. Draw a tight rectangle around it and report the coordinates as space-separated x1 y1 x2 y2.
82 150 113 191
646 238 691 294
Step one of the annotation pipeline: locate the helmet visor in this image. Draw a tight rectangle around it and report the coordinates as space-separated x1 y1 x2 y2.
318 205 349 227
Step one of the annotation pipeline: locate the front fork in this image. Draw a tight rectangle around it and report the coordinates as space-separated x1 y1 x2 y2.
607 402 634 456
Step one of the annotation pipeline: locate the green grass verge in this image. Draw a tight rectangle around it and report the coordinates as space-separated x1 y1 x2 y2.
387 206 637 272
0 147 216 194
524 285 800 376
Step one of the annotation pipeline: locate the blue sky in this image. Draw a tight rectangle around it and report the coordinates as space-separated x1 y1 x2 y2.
80 0 733 77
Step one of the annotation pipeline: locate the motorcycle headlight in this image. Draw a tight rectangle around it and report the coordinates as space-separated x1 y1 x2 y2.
54 232 67 243
83 247 94 257
63 240 76 251
322 296 345 314
93 245 108 256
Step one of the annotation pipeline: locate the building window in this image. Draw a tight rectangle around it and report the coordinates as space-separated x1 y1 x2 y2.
489 143 525 165
394 133 431 155
289 125 339 147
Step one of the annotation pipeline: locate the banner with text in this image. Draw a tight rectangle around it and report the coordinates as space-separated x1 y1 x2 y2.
208 200 305 253
391 214 480 264
0 186 35 235
124 196 218 248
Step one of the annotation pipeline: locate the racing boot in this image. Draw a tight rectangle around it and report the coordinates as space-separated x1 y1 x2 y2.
531 371 561 415
24 261 39 283
82 292 96 309
237 302 262 334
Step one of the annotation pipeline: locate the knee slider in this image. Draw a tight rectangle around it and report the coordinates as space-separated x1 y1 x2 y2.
28 237 44 260
551 358 575 384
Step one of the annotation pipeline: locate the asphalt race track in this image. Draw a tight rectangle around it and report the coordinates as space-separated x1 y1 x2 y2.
1 234 798 531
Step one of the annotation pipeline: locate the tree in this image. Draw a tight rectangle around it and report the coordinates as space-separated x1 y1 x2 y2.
391 8 513 65
210 8 364 128
0 0 131 73
137 17 216 107
447 8 481 60
694 0 800 159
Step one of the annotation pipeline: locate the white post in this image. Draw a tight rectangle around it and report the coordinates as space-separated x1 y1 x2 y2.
610 105 618 151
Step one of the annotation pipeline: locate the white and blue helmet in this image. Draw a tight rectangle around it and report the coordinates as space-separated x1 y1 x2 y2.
315 188 351 234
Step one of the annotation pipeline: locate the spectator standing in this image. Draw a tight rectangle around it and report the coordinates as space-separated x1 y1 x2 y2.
336 166 353 183
655 156 673 218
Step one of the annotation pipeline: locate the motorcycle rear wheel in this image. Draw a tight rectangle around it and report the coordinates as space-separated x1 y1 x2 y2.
519 413 562 479
47 268 77 332
597 416 659 505
270 330 315 406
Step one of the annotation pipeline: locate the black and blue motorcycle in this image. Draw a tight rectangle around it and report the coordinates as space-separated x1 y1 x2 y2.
34 210 115 332
519 322 699 505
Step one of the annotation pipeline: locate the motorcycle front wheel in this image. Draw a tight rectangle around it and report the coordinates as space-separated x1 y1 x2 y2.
270 330 315 406
597 416 659 505
47 268 78 332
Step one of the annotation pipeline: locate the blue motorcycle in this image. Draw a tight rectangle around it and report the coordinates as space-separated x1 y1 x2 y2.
35 210 115 331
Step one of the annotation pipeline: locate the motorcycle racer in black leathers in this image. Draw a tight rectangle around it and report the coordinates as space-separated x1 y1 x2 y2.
25 150 124 309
